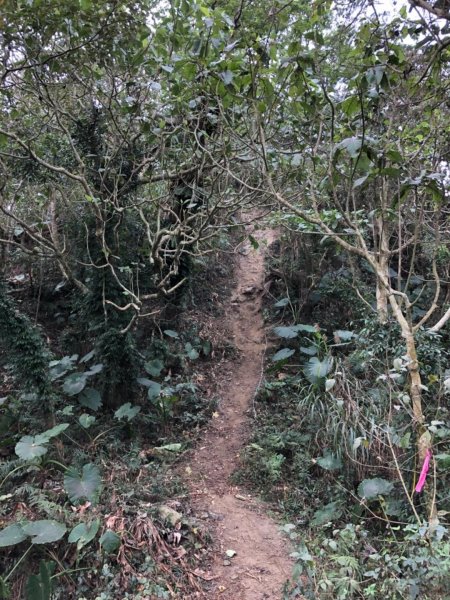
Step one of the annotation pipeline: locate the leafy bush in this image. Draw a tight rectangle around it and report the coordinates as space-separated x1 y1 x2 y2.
0 285 51 394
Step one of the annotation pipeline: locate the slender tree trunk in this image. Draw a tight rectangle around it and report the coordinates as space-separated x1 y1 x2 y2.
374 208 390 324
376 253 389 324
388 293 428 459
404 331 425 427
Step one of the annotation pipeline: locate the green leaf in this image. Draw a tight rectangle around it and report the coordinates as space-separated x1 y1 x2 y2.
337 136 362 158
79 414 96 429
367 65 385 86
272 348 295 362
34 423 69 444
273 326 299 339
274 298 289 308
386 149 403 163
68 519 100 549
86 363 103 376
114 402 141 421
341 95 360 117
399 432 411 449
137 377 154 387
49 355 78 381
435 453 450 469
153 443 183 453
201 340 212 356
25 561 54 600
78 388 102 411
99 529 120 553
325 378 336 392
358 478 394 499
23 520 66 544
79 349 95 363
310 501 343 526
316 454 342 471
64 464 101 504
333 330 356 341
0 523 28 547
294 324 317 333
299 346 317 356
15 436 48 460
164 329 179 338
185 342 199 360
304 357 333 383
147 381 161 401
63 373 87 396
248 235 259 249
144 359 164 377
220 70 233 85
353 175 369 189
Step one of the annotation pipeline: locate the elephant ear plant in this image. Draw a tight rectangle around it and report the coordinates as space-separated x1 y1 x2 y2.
0 420 103 600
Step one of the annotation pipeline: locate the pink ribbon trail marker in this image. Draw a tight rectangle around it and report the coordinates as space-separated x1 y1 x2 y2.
415 449 432 493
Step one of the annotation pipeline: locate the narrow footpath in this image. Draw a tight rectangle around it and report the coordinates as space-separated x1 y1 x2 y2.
186 221 293 599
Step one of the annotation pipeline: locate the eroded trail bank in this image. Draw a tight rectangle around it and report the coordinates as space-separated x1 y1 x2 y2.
185 222 293 600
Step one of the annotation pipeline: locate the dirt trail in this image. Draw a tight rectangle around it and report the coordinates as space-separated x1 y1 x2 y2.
186 222 293 599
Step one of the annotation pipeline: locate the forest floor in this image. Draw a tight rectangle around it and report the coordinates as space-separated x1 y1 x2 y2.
182 219 293 599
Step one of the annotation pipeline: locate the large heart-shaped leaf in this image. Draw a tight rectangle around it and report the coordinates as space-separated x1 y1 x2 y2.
23 520 66 544
316 454 342 471
16 424 70 460
304 357 333 384
358 478 394 500
68 519 100 549
337 136 362 158
64 464 101 504
15 436 48 460
99 529 121 553
78 388 102 411
0 523 28 547
273 326 299 339
144 359 164 377
63 373 87 396
79 414 96 429
49 355 78 381
310 501 343 526
114 403 141 421
185 342 199 360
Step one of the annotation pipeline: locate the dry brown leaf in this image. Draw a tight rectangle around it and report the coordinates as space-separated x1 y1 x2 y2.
191 568 219 581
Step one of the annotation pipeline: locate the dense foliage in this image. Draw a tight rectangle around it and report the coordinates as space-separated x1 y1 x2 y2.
1 0 450 598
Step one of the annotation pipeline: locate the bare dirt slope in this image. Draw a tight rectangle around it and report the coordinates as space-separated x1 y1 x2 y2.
186 221 293 599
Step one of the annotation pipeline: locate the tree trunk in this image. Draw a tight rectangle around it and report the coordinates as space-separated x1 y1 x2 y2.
375 214 390 324
388 294 430 476
376 256 389 324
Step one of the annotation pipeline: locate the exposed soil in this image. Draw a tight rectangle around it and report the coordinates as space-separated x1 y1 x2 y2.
184 220 293 599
